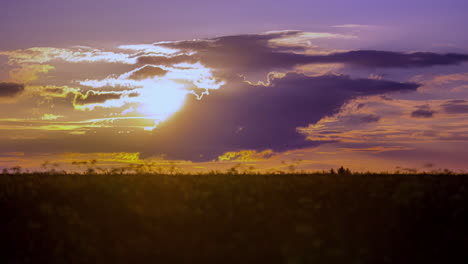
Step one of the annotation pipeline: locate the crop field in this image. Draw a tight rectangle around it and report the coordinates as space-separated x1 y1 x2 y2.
1 172 468 264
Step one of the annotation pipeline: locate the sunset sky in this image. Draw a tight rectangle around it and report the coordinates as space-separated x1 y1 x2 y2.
1 0 468 172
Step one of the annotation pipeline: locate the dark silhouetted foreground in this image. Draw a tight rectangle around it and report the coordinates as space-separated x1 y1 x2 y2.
1 172 468 263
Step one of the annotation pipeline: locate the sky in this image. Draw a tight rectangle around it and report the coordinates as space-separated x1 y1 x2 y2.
1 0 468 173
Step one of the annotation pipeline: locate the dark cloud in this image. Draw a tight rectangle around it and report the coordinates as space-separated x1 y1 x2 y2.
446 99 466 104
0 82 24 97
141 73 419 160
128 65 168 80
348 114 381 123
154 32 468 75
411 109 435 118
442 100 468 114
314 50 468 68
411 105 435 118
74 91 122 105
157 32 318 74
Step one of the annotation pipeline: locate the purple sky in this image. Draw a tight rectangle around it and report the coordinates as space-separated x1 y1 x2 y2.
2 0 467 50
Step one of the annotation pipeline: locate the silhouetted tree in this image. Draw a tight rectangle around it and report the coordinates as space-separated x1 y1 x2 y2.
338 166 352 175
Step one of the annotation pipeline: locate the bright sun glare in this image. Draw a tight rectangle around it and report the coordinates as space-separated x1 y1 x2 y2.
137 79 188 126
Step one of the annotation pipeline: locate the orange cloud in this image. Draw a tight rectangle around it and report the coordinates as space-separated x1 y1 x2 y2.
9 64 55 83
217 149 276 162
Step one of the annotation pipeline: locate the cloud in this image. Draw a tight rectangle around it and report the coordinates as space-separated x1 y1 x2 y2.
411 109 435 118
73 91 122 105
430 73 468 84
0 82 24 97
333 113 381 125
1 47 137 65
313 51 468 68
141 73 419 160
301 94 468 149
9 64 55 83
76 62 224 121
340 145 413 153
442 100 468 114
410 72 468 94
128 65 168 80
137 55 197 66
217 149 276 162
411 105 435 118
155 31 468 77
41 114 64 120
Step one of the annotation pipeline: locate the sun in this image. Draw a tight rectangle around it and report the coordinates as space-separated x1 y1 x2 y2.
137 79 189 125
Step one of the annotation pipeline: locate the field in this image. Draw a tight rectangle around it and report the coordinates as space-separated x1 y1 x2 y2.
1 172 468 263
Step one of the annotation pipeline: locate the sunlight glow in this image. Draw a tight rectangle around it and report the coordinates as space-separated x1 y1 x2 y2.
78 62 224 127
137 79 189 123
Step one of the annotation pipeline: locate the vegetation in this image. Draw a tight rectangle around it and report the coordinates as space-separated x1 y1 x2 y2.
1 170 467 263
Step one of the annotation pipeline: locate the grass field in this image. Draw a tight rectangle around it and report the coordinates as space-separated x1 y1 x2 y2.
1 171 468 263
